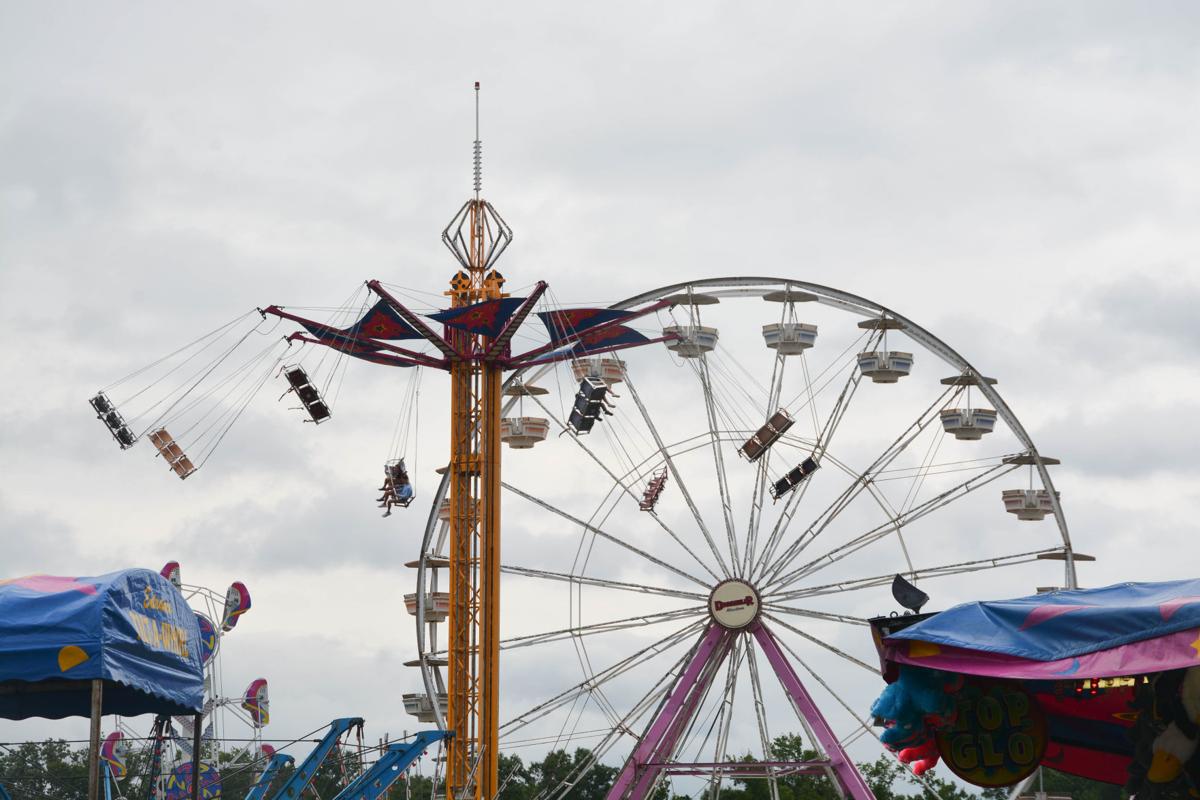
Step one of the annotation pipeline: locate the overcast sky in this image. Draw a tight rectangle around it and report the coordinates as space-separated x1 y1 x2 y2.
2 0 1199 788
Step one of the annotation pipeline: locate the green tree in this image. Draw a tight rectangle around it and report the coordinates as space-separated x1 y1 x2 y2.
0 739 89 799
0 735 1129 800
498 752 533 800
525 747 618 800
1037 768 1124 800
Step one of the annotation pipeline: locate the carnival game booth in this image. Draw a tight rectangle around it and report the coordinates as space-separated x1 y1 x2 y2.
870 579 1200 798
0 569 204 800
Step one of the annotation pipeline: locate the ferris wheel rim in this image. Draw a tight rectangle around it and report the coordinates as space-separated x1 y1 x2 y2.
608 275 1073 569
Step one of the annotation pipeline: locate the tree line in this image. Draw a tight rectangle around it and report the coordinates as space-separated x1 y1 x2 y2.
0 733 1114 800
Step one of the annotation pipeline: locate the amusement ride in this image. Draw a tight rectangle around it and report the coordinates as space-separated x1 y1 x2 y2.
89 84 1080 800
98 564 268 799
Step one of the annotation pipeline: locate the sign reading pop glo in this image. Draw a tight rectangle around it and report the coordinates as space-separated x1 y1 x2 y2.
935 679 1047 787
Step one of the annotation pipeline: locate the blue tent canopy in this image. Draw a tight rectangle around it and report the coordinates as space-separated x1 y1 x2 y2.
0 569 204 719
886 578 1200 661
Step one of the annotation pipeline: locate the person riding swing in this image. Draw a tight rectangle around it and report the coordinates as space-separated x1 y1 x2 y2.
378 458 414 517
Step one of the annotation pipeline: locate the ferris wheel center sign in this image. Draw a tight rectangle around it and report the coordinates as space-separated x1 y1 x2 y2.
709 580 761 629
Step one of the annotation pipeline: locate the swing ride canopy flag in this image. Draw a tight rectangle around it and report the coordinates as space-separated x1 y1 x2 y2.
0 568 204 719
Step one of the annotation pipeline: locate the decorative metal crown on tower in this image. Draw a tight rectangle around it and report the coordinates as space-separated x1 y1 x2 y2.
441 81 513 273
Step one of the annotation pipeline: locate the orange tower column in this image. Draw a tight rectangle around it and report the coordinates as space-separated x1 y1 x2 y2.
444 82 509 800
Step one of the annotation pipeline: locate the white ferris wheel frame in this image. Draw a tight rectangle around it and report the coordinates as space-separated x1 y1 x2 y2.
407 276 1076 797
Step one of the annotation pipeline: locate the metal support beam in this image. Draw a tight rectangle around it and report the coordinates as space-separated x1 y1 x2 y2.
367 280 463 361
606 624 734 800
750 622 875 800
483 281 547 360
332 730 450 800
269 717 363 800
245 753 294 800
506 299 674 366
191 712 201 800
87 679 103 800
262 305 447 369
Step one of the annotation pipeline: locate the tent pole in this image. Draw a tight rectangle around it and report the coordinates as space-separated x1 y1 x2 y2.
191 713 202 800
87 679 103 800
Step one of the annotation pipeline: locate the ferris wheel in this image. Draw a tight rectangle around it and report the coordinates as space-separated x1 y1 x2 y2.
404 277 1081 799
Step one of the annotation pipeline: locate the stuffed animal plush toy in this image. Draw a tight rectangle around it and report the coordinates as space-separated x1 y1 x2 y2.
1149 667 1200 783
870 665 964 775
1127 666 1200 800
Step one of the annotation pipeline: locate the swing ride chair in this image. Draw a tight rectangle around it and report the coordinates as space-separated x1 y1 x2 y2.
91 87 1085 800
149 428 196 479
567 375 614 435
281 364 331 423
380 458 415 515
89 391 136 448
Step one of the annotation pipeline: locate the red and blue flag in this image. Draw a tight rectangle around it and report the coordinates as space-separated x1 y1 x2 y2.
342 300 422 340
428 297 526 339
572 325 650 354
537 308 635 342
298 302 421 347
297 322 415 368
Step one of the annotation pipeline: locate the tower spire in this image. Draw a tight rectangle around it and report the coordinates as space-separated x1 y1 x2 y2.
441 81 512 276
473 81 482 199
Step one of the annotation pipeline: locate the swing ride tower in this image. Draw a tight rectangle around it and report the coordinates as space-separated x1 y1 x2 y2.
242 83 669 799
441 81 508 800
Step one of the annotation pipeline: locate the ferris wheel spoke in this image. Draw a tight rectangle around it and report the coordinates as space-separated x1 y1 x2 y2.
758 605 869 627
497 606 706 651
705 639 744 800
764 624 888 756
768 547 1066 604
499 620 704 738
511 658 696 800
756 383 962 587
743 350 788 578
767 461 1019 591
501 565 707 601
693 353 741 571
537 656 687 800
745 644 782 800
502 482 712 590
625 372 734 578
528 392 723 583
752 355 868 582
755 381 952 585
763 620 965 800
762 614 878 675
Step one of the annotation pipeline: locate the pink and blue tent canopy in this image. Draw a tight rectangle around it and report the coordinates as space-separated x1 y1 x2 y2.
877 579 1200 785
883 578 1200 679
0 569 204 719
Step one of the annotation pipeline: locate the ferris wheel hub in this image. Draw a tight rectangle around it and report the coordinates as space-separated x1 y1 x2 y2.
708 579 761 630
